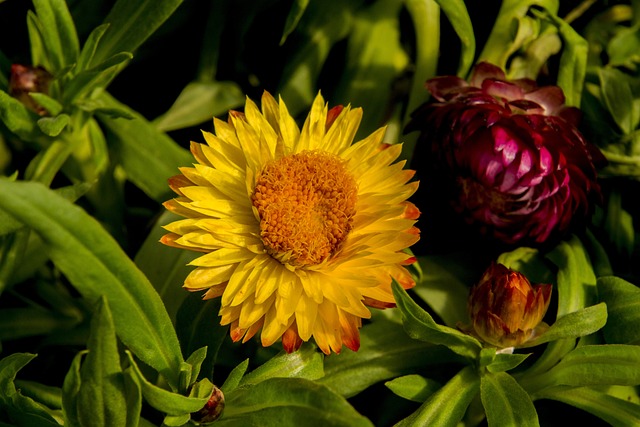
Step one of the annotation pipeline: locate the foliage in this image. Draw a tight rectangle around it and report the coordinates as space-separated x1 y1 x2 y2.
1 0 640 426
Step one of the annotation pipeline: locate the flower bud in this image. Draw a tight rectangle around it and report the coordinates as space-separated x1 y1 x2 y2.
8 64 52 116
468 262 551 349
191 385 225 424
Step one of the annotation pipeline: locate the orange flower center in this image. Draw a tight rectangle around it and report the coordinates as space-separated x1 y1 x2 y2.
251 151 357 267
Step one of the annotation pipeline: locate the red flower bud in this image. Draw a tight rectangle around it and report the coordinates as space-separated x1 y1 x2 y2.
468 262 552 348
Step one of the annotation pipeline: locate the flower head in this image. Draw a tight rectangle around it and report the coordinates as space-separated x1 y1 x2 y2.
162 91 420 355
407 62 605 246
468 262 552 349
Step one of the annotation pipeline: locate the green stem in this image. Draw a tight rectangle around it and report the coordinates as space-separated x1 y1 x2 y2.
24 139 73 186
402 0 440 162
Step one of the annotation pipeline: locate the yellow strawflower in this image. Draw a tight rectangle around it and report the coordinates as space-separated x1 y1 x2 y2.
161 91 420 354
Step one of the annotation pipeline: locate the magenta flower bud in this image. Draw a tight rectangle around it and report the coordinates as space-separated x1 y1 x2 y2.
8 64 52 116
191 385 225 424
468 262 552 349
407 62 606 245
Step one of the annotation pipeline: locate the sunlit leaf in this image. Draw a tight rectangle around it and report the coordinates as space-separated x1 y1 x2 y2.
239 344 324 387
220 378 373 427
481 372 539 427
0 180 185 389
395 366 479 427
392 281 482 361
385 374 441 403
36 114 69 137
598 276 640 345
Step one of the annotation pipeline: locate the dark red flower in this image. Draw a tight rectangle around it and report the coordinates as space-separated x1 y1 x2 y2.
407 62 605 245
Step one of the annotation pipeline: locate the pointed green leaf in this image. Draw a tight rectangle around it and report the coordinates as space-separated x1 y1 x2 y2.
77 24 110 72
63 52 133 105
598 67 640 135
436 0 475 77
184 347 208 389
280 0 310 45
0 90 38 142
153 81 244 132
521 303 607 348
221 359 249 394
486 352 532 373
392 281 482 361
91 0 185 67
0 353 59 426
61 352 83 427
0 307 80 340
97 92 193 202
539 386 640 426
126 351 212 416
598 276 640 345
481 372 539 427
37 114 69 137
239 343 324 387
385 374 441 403
221 378 373 427
77 297 129 427
0 180 184 389
395 366 480 427
32 0 80 71
320 312 459 398
28 93 63 116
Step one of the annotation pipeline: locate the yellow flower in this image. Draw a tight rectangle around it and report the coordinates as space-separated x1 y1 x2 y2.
161 91 420 355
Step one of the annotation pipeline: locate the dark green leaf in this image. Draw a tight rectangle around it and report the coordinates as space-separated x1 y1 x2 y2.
77 297 129 427
598 276 640 345
550 13 588 107
521 303 608 348
220 378 373 427
32 0 80 71
320 312 459 398
392 281 482 361
0 353 59 427
598 67 640 134
481 372 539 427
539 386 640 426
239 343 323 387
61 352 83 427
395 366 480 427
436 0 475 77
0 307 80 340
91 0 185 66
97 92 193 202
36 114 69 137
126 351 212 416
13 381 62 411
604 190 636 256
152 80 244 132
497 246 554 285
385 374 441 403
0 180 185 389
77 24 110 72
280 0 310 45
221 359 249 394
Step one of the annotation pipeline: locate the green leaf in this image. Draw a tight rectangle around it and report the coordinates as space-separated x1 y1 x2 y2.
221 359 249 394
32 0 80 72
278 0 365 116
61 351 83 427
13 380 62 411
598 276 640 345
436 0 475 77
153 80 244 132
0 180 185 389
36 114 69 137
481 372 539 427
63 52 133 105
539 386 640 426
550 12 588 107
333 0 408 139
91 0 185 67
608 24 640 69
239 343 324 387
395 366 480 427
126 351 212 416
413 253 485 327
220 377 373 427
385 374 441 403
76 297 130 427
0 353 59 427
76 24 110 72
28 93 63 116
280 0 310 45
604 190 636 256
0 307 80 341
496 246 554 285
598 67 640 135
0 90 38 142
184 347 208 389
320 312 461 398
485 352 532 374
392 281 482 361
520 303 608 348
97 92 193 202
